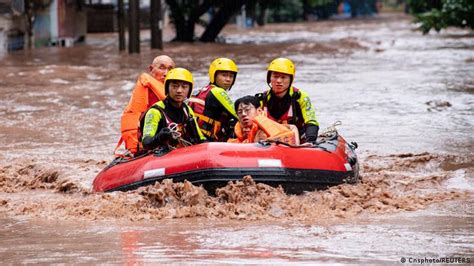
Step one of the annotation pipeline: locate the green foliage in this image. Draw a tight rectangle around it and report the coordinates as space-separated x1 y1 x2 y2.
409 0 474 33
440 0 474 28
416 9 446 33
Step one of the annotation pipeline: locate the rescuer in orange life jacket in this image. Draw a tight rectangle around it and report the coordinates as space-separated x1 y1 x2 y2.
141 68 206 151
228 95 299 145
188 57 239 142
256 58 320 144
117 55 175 155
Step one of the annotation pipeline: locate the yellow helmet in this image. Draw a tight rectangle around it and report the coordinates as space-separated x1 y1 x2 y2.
165 67 194 97
267 57 295 85
208 57 238 86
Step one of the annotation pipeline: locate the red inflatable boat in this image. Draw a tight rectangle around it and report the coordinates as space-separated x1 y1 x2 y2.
92 133 359 194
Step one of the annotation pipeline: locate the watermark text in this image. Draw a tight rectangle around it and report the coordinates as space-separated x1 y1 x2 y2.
400 257 470 264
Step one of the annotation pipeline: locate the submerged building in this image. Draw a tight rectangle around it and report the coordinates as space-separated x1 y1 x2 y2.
0 1 25 53
0 0 86 54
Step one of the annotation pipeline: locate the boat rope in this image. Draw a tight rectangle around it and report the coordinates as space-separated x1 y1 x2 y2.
167 123 182 139
166 123 193 149
318 120 341 139
258 139 319 149
177 138 193 147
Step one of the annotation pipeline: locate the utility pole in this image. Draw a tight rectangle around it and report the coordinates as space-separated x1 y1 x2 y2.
117 0 125 51
128 0 140 53
150 0 163 49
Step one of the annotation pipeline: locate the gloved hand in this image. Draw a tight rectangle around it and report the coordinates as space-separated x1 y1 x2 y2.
142 127 178 150
305 125 319 145
157 127 173 143
224 118 237 139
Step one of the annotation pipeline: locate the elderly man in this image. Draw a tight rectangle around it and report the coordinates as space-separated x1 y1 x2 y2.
117 55 175 155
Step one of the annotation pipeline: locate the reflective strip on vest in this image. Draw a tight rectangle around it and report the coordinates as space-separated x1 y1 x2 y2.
159 105 190 136
194 113 221 138
188 97 206 106
189 86 222 139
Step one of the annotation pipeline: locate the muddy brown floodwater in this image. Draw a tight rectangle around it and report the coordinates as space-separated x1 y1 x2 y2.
0 13 473 263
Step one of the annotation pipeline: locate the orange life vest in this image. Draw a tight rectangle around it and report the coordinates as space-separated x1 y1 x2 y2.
229 115 296 144
115 73 165 155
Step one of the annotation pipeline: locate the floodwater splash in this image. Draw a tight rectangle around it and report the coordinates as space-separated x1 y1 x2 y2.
0 152 470 221
0 160 82 193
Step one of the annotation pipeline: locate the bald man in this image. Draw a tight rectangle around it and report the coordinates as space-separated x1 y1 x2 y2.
148 55 175 87
117 55 176 155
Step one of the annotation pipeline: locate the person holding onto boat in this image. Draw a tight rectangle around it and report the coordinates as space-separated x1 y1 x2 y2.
188 57 239 142
141 68 206 151
228 95 298 144
256 57 320 144
117 55 175 155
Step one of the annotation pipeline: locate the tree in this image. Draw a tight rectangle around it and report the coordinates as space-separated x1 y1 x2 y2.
165 0 213 42
165 0 249 42
408 0 474 34
246 0 270 26
200 0 249 42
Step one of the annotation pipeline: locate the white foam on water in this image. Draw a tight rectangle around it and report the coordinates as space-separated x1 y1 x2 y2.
445 170 474 191
50 78 71 84
86 73 103 80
